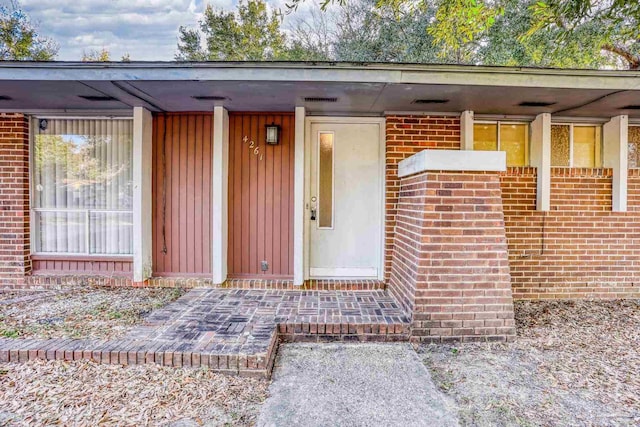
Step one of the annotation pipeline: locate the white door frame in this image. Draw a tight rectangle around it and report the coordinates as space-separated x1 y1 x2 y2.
304 116 386 281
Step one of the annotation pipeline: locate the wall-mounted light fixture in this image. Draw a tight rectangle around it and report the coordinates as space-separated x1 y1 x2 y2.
265 123 280 145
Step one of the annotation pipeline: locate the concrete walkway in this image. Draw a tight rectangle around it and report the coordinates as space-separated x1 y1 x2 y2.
257 343 459 427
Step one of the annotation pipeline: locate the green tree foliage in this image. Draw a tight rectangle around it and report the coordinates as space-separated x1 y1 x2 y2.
333 1 444 62
176 0 288 61
0 0 57 60
529 0 640 69
283 0 640 69
82 48 111 62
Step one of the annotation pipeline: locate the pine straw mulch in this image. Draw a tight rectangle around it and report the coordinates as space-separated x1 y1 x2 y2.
420 299 640 427
0 287 185 340
0 360 268 426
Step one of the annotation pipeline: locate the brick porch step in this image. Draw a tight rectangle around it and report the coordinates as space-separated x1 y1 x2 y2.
0 289 409 378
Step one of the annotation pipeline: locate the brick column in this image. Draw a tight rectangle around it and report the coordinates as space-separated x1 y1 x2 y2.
389 166 516 343
0 113 31 288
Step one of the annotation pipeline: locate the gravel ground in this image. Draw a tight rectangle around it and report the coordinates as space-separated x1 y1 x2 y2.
0 287 185 340
419 299 640 427
0 360 268 426
0 291 32 302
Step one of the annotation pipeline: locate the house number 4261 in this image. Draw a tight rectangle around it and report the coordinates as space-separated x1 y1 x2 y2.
242 135 263 161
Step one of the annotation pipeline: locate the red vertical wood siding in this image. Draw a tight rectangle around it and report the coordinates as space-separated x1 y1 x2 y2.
152 113 213 276
31 257 133 276
228 113 294 278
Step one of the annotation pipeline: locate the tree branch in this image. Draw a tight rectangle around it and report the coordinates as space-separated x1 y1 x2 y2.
601 43 640 69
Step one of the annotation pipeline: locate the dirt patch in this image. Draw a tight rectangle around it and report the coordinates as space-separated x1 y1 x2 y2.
0 287 185 340
420 300 640 426
0 359 268 426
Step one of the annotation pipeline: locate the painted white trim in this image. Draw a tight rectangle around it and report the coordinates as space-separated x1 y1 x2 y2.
294 106 306 286
460 110 474 150
28 117 37 256
315 131 335 230
133 107 153 282
603 115 628 212
384 111 462 117
531 113 551 211
6 62 640 91
309 267 377 278
304 116 386 281
398 149 506 177
212 106 229 284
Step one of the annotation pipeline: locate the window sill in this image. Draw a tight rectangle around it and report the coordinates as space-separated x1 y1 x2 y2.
31 254 133 262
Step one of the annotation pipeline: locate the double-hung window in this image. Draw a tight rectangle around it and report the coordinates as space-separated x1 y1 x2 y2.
473 121 529 167
550 124 602 167
32 118 134 255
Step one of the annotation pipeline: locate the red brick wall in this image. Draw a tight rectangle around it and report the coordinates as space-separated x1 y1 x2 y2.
385 115 460 279
389 170 516 342
628 169 640 211
0 113 31 288
502 167 640 299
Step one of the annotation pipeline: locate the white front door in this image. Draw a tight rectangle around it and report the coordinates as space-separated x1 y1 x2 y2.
308 120 383 279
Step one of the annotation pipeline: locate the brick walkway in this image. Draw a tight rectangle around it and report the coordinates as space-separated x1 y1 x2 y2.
0 289 409 377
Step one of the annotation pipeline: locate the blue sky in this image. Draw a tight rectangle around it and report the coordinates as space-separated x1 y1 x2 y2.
21 0 306 61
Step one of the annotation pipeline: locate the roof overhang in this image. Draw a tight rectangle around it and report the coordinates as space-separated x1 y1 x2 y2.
1 61 639 118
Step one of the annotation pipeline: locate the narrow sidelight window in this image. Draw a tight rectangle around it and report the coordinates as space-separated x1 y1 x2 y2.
32 118 134 255
551 124 601 167
318 131 334 229
473 121 529 166
629 125 640 168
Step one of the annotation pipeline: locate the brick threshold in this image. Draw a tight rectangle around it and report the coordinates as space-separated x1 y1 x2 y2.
0 322 410 378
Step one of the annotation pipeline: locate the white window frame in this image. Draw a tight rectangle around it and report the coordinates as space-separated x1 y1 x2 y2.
551 122 602 168
474 120 530 166
30 115 134 257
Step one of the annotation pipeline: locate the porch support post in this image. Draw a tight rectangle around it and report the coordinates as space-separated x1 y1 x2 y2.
132 107 153 283
604 115 628 212
460 110 474 150
293 106 305 286
212 106 229 284
531 113 551 211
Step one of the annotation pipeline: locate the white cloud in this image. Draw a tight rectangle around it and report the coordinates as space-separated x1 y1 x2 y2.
20 0 321 61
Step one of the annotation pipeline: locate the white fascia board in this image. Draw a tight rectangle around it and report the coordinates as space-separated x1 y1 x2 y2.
398 149 506 178
1 63 640 90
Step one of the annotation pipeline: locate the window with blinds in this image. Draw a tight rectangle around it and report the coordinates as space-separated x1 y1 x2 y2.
32 118 134 255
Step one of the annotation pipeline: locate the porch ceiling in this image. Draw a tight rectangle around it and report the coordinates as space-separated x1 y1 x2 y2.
1 61 639 118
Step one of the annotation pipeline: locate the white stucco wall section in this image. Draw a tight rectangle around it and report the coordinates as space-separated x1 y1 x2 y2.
212 106 229 284
132 107 153 283
294 107 305 286
604 115 629 212
530 113 551 211
398 149 506 178
460 110 474 150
